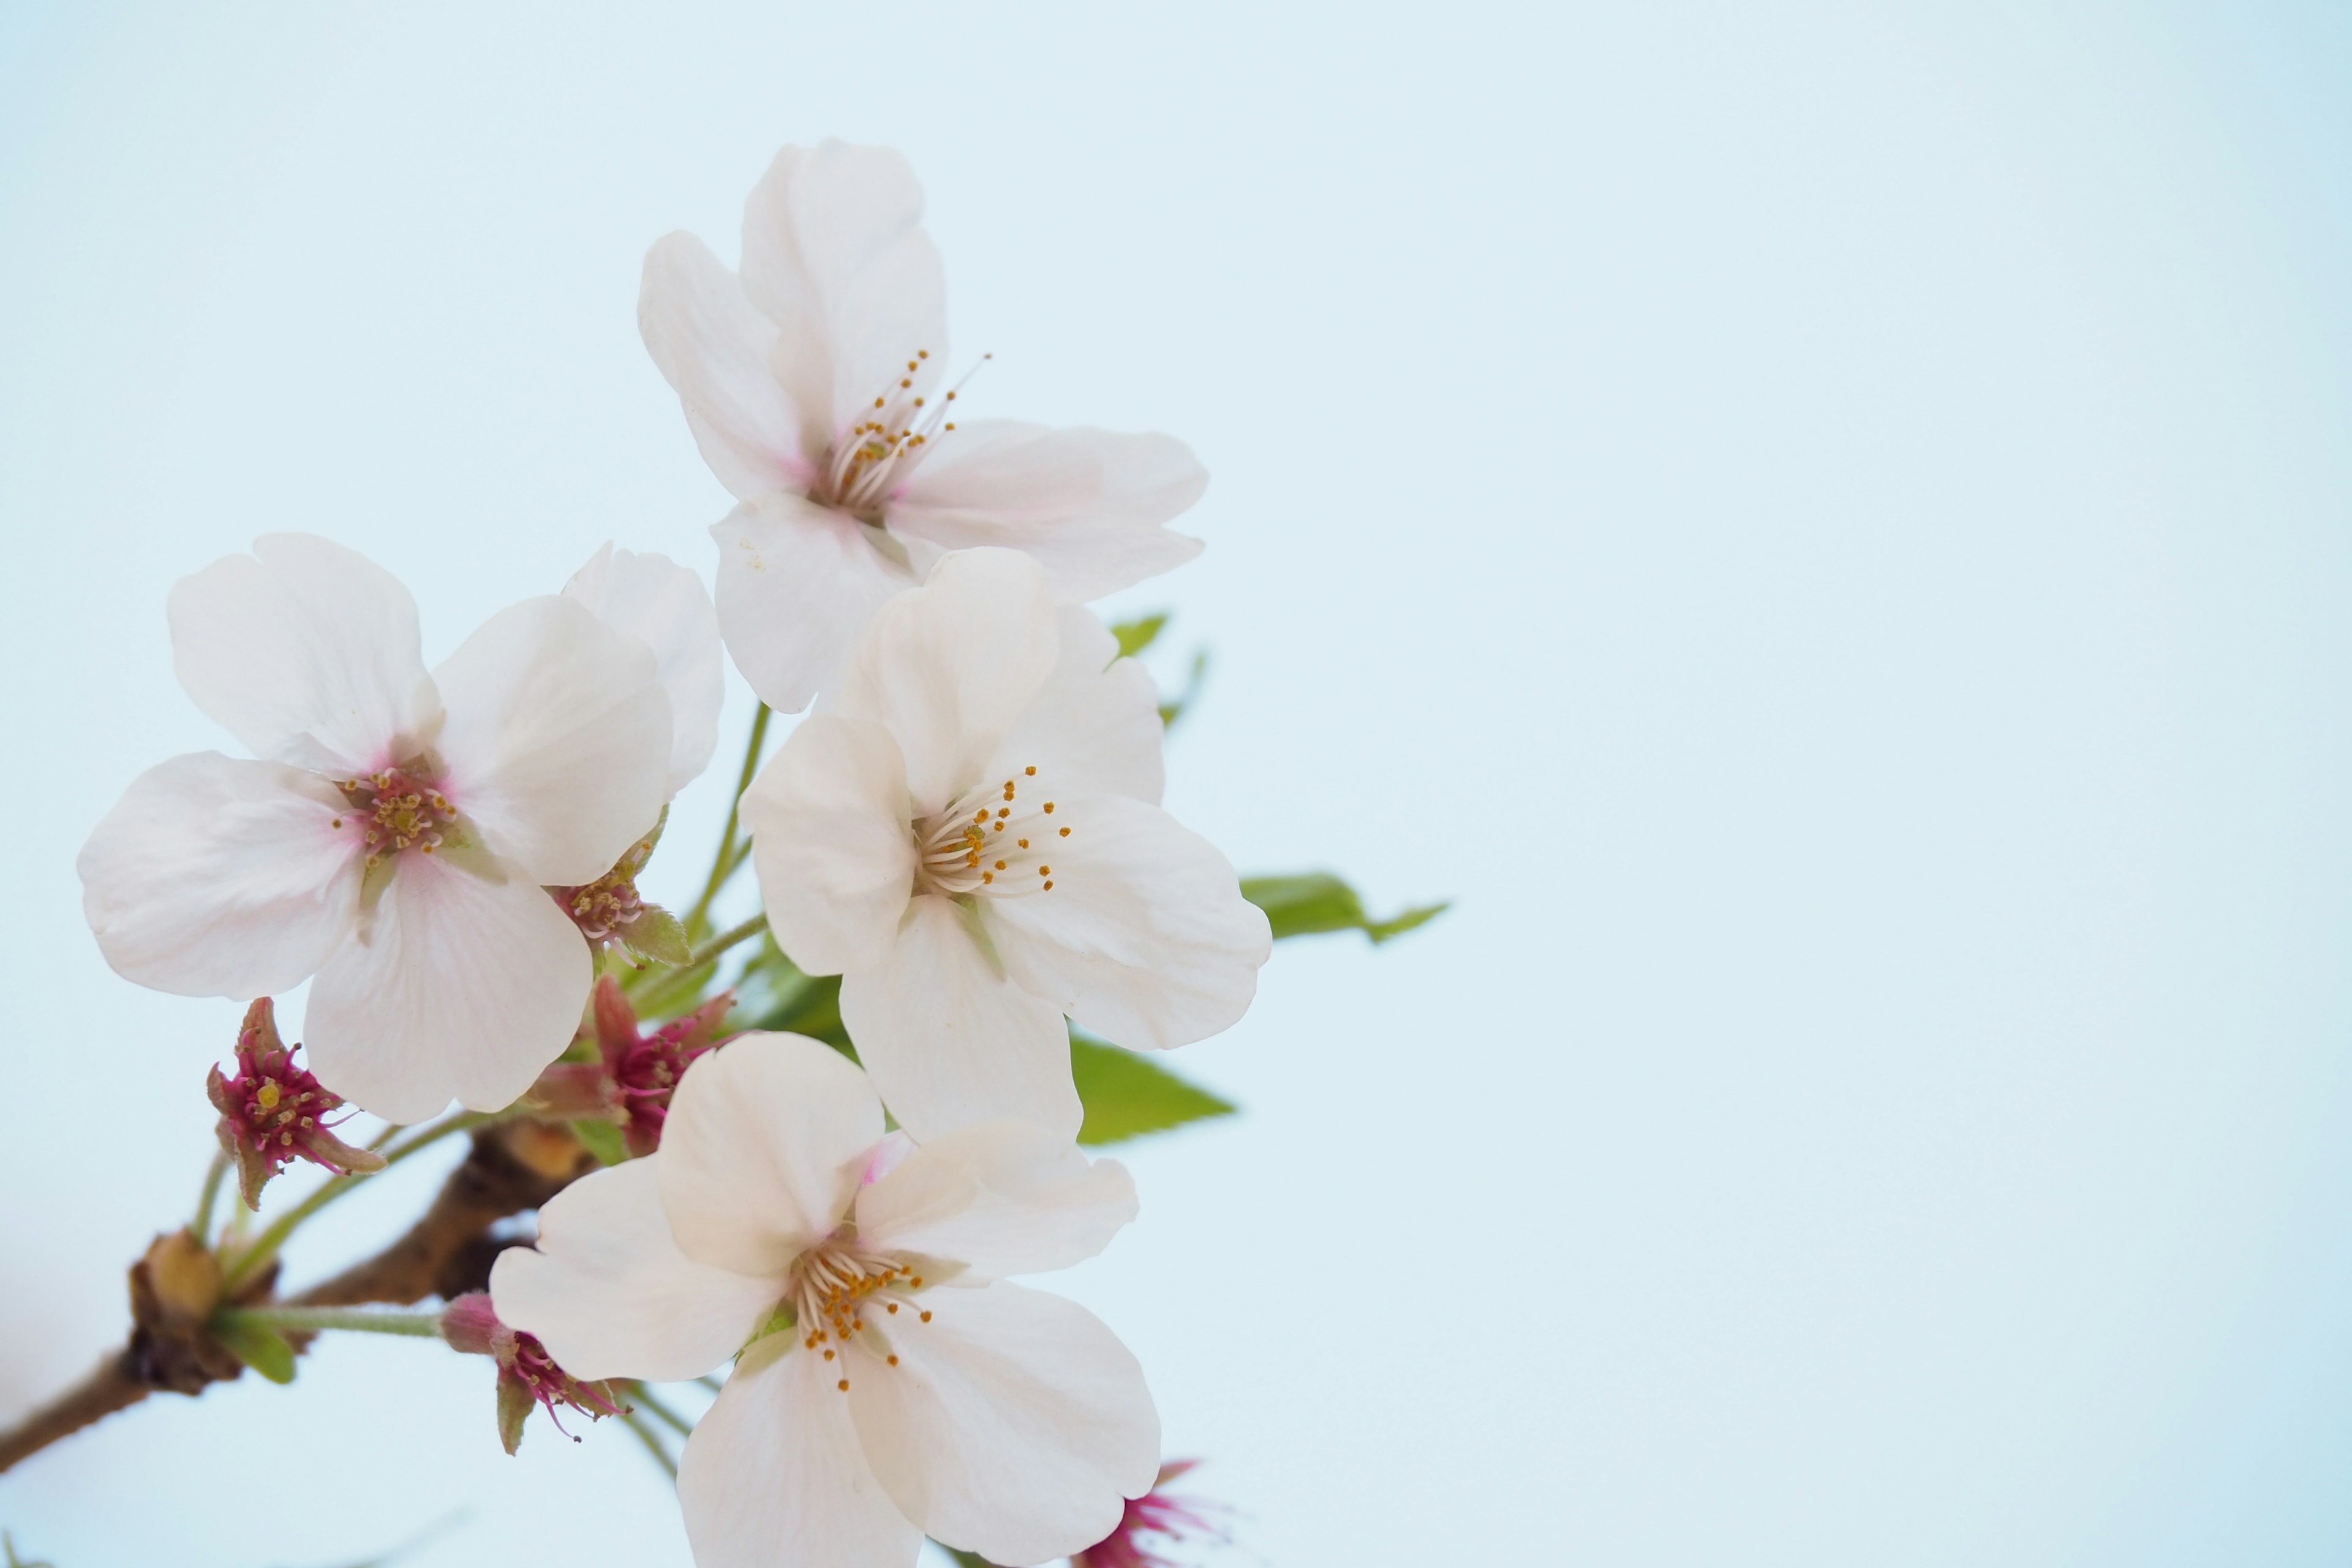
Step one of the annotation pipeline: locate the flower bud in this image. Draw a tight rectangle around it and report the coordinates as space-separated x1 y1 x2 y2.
207 999 387 1209
439 1292 627 1455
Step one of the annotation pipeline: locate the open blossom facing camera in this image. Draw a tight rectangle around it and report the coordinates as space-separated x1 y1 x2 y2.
640 139 1208 710
77 533 672 1123
492 1032 1158 1568
739 548 1270 1139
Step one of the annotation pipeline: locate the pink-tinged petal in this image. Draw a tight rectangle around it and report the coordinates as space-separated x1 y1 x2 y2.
563 545 726 798
989 794 1270 1051
741 715 917 977
839 895 1079 1142
659 1033 883 1277
168 533 435 775
737 141 947 449
710 492 918 714
848 1281 1159 1565
886 420 1207 603
639 229 815 500
989 605 1166 805
304 851 589 1123
856 1122 1136 1282
78 752 360 999
679 1341 922 1568
835 548 1059 816
431 595 670 887
489 1159 780 1382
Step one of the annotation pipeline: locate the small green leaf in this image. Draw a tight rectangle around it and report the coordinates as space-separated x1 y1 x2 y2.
570 1117 630 1167
1109 612 1168 658
1242 872 1450 944
1071 1032 1236 1145
4 1531 56 1568
621 905 693 966
212 1313 297 1384
1158 649 1208 729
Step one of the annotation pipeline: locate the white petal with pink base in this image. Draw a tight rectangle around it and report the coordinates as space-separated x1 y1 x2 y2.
491 1033 1156 1568
78 533 671 1120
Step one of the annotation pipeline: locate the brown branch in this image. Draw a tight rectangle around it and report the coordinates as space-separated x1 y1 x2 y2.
0 1121 592 1474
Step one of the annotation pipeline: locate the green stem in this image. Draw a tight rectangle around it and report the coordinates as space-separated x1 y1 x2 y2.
689 913 768 969
617 1407 679 1478
215 1305 443 1339
192 1152 228 1245
220 1111 492 1294
630 1383 696 1439
687 703 772 938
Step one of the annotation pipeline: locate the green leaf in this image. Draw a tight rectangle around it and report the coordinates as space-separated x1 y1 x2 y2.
570 1117 630 1167
620 905 693 966
741 960 854 1055
1108 612 1167 658
1071 1031 1235 1145
1242 872 1450 944
211 1313 297 1384
1157 649 1208 729
4 1532 56 1568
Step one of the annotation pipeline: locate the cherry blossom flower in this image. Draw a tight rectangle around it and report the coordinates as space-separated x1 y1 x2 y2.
490 1031 1158 1568
738 548 1269 1139
78 533 671 1123
639 139 1208 711
439 1292 628 1455
207 997 386 1208
529 974 734 1156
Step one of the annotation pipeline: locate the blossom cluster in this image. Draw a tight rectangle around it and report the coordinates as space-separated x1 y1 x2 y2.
76 142 1285 1567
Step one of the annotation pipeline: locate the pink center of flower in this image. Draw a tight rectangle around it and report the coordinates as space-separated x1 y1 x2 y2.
816 349 989 521
915 764 1071 899
788 1238 934 1394
331 766 456 870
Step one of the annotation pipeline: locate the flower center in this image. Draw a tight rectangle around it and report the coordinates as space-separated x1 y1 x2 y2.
788 1238 934 1393
816 349 989 522
331 766 456 870
561 869 645 942
913 764 1071 898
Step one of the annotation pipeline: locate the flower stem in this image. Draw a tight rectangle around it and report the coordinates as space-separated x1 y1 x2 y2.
616 1406 679 1477
689 913 768 969
192 1152 228 1245
686 702 771 938
214 1306 444 1339
628 1382 696 1439
220 1111 493 1294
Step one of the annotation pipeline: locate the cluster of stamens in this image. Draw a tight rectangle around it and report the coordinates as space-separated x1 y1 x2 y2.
817 348 988 520
790 1240 932 1393
916 764 1072 897
331 767 454 869
560 867 646 942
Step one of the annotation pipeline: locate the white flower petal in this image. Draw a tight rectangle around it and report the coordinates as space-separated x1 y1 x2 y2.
304 851 589 1123
989 605 1166 805
835 548 1059 815
848 1281 1158 1565
988 793 1270 1051
742 715 917 977
167 533 435 774
888 420 1207 603
660 1032 884 1278
710 492 919 714
77 752 360 999
856 1122 1136 1283
839 895 1079 1142
680 1341 922 1568
563 545 726 798
431 595 669 886
639 229 814 500
489 1158 780 1382
737 141 948 446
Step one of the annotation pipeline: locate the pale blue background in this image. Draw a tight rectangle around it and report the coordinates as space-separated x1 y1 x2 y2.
4 2 2351 1563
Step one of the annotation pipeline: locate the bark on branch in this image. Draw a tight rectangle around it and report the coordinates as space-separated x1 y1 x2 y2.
0 1121 592 1474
